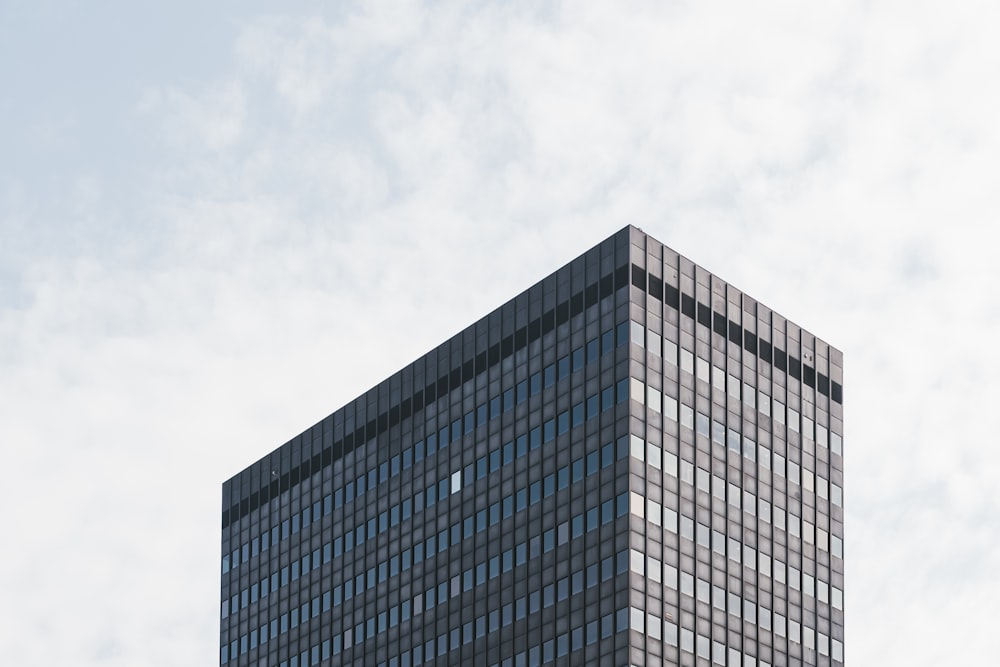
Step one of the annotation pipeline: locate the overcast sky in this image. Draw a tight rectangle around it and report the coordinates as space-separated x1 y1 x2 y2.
2 2 998 665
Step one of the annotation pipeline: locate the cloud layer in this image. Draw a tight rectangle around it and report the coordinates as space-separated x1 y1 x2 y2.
2 2 998 665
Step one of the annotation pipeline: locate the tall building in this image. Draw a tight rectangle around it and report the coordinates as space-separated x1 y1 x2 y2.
219 226 845 667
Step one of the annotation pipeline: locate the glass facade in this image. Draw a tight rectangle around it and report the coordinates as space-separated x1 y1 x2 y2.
220 227 844 667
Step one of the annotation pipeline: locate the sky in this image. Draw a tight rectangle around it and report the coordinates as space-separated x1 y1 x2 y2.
1 1 998 665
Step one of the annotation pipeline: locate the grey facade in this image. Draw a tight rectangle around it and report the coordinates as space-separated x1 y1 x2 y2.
219 226 845 667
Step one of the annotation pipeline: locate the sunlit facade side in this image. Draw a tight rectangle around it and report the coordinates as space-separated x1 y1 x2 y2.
622 229 845 666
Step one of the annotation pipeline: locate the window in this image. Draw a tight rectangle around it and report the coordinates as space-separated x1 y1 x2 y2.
696 356 709 380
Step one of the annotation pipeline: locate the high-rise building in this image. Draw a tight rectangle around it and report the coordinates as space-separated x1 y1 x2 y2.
219 226 845 667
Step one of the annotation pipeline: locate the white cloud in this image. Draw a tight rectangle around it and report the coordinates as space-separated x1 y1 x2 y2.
2 2 999 665
139 82 247 153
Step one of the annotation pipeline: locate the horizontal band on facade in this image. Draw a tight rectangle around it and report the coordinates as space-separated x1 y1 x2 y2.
630 264 843 404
